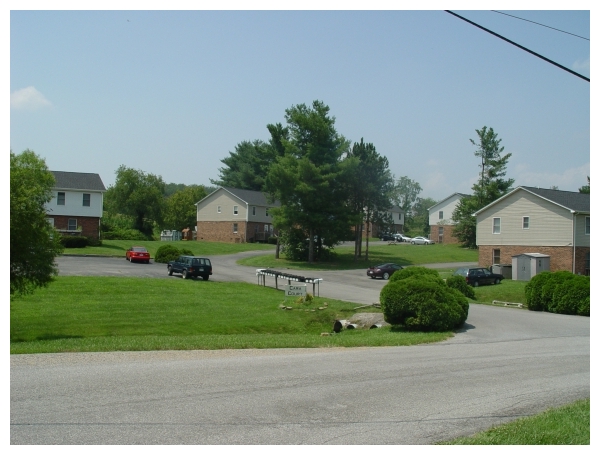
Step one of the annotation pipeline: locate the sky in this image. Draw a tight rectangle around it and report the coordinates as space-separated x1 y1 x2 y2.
9 3 592 202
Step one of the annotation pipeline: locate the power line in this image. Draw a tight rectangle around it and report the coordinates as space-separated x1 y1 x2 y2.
445 10 590 82
491 10 589 41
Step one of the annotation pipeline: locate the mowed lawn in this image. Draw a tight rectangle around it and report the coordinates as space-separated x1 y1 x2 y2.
10 276 452 354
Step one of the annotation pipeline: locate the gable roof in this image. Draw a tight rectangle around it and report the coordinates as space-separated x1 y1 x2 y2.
196 187 280 207
474 186 590 216
428 192 470 211
51 171 106 192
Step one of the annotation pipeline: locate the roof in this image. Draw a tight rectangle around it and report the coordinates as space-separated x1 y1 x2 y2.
474 186 590 216
196 186 280 207
51 171 106 191
428 192 470 211
512 253 550 258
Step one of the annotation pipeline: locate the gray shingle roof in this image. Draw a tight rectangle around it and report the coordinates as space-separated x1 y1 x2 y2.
222 187 280 207
51 171 106 191
521 186 590 213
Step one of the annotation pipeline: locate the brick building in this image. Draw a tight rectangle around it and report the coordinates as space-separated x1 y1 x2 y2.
428 193 469 244
475 186 590 275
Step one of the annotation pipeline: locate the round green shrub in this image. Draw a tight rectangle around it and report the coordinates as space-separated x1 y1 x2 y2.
389 266 444 284
154 244 181 263
180 248 193 256
379 277 469 331
549 275 590 316
525 272 554 311
446 275 476 300
540 271 576 312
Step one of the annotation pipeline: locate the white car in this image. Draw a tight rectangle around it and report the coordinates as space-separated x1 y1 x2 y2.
411 236 434 245
394 234 411 242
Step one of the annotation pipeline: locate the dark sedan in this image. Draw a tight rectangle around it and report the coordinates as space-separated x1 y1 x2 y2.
453 267 504 287
367 263 403 280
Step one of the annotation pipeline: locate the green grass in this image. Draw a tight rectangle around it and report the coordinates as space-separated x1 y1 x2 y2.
440 398 590 445
62 239 275 257
471 279 528 305
10 276 452 354
238 243 478 270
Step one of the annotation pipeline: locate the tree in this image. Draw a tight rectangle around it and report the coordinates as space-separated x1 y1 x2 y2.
265 101 350 263
393 176 422 218
453 127 514 248
579 176 590 194
406 197 438 236
342 138 394 260
10 150 63 297
163 185 207 231
107 165 166 237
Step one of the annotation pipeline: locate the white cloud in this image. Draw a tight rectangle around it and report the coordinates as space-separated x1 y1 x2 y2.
573 58 590 72
514 163 590 191
11 86 52 110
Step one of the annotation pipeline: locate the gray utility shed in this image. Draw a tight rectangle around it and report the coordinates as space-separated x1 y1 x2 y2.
512 253 550 281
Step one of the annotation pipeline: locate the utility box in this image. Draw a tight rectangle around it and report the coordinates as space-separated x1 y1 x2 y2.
492 264 513 279
511 253 550 281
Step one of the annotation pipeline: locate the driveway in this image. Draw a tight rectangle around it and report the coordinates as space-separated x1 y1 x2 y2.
10 252 590 444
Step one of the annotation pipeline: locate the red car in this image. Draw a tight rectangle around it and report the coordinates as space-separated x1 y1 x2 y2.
367 263 403 280
126 246 151 264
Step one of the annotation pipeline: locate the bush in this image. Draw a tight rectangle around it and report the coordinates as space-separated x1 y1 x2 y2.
380 277 469 331
180 248 193 256
102 229 150 241
60 236 89 248
267 236 278 245
525 272 555 311
154 244 182 263
549 275 590 316
446 275 476 300
389 266 444 283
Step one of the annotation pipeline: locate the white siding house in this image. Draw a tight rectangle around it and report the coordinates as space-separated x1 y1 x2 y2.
428 193 469 244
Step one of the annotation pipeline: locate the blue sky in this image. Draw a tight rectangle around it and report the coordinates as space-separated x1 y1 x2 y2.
9 4 591 202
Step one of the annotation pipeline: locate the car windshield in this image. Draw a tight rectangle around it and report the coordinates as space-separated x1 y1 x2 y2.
132 247 147 252
192 258 210 266
454 268 468 276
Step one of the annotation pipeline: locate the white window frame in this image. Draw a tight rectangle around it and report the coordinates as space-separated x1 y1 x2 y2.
83 193 91 207
68 218 77 230
266 208 269 217
233 223 238 234
522 216 529 229
217 205 221 214
493 217 501 234
57 192 65 205
233 205 238 215
493 248 500 265
439 210 443 220
586 216 590 235
252 206 256 216
47 218 54 227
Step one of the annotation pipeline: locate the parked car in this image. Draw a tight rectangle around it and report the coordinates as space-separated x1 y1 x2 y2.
126 246 151 263
167 255 212 280
379 232 396 241
367 263 403 280
453 267 504 287
394 233 411 242
411 236 434 245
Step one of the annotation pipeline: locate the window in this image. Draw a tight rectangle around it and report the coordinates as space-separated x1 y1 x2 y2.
493 249 500 265
233 206 238 215
252 206 256 216
399 212 402 220
68 218 77 230
217 205 221 213
233 223 238 234
266 208 269 217
83 193 91 207
57 192 65 205
493 217 501 234
439 211 443 220
586 217 590 235
522 216 529 229
264 224 269 232
47 218 54 227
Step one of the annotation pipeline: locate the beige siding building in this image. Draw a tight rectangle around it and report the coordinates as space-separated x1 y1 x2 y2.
196 187 279 243
428 193 469 244
475 186 590 275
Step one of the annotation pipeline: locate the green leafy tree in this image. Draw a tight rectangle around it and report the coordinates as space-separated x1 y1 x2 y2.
265 101 350 262
453 127 514 248
10 150 63 297
393 176 422 218
107 165 166 237
342 138 394 260
406 196 438 236
579 176 590 194
163 185 207 231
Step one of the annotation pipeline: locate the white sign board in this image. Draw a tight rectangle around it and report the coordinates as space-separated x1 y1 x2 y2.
285 284 307 297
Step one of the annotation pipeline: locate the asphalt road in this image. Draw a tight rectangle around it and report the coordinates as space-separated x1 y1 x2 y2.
10 253 590 444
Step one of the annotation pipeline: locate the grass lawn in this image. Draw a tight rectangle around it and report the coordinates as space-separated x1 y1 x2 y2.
63 239 274 257
10 276 453 354
440 398 590 445
239 243 478 270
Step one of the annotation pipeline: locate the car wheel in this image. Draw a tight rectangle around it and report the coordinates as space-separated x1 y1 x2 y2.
168 265 173 276
146 260 150 264
370 276 375 279
203 275 209 281
494 278 500 285
383 272 390 280
411 241 415 245
182 269 189 279
473 281 479 287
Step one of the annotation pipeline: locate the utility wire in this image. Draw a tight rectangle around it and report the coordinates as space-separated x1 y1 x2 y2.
491 10 589 41
445 10 590 82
